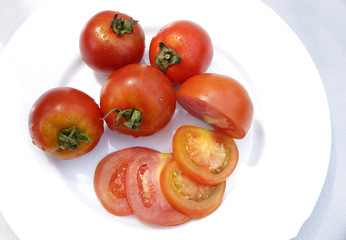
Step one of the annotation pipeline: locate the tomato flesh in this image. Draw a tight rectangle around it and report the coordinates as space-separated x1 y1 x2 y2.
125 152 191 226
94 147 157 216
173 125 238 185
160 161 226 218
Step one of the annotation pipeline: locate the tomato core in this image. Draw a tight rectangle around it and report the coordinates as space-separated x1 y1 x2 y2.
137 164 156 208
108 163 127 198
183 132 230 174
172 169 217 202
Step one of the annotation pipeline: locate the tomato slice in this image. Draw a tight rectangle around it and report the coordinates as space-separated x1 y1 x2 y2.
125 151 191 226
94 147 157 216
173 125 238 185
160 161 226 218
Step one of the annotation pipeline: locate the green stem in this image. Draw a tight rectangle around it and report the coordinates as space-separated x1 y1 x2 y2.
110 13 138 35
155 42 182 72
103 108 142 131
58 126 90 150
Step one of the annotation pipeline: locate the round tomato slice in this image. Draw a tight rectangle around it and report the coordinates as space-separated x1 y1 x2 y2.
176 73 254 139
173 125 238 185
94 147 157 216
161 161 226 218
125 151 191 226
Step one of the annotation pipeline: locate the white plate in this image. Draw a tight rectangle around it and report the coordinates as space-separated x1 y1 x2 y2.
0 0 331 239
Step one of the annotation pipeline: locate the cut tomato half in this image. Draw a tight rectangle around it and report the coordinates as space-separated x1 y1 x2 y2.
160 161 226 218
94 147 157 216
173 125 238 185
125 151 191 226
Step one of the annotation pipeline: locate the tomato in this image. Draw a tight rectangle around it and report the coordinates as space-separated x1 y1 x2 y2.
125 151 191 226
176 73 254 139
160 161 226 218
29 87 104 160
172 125 238 185
149 20 213 84
100 63 176 137
94 147 157 216
79 10 145 75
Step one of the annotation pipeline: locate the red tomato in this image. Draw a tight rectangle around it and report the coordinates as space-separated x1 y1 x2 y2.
160 161 226 218
172 125 238 185
176 73 254 139
125 151 191 226
94 147 157 216
29 87 104 160
149 20 213 84
80 10 145 75
100 63 176 137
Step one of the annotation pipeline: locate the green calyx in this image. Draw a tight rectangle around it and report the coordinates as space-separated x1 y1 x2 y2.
110 13 138 35
103 108 142 130
155 42 182 72
59 126 90 150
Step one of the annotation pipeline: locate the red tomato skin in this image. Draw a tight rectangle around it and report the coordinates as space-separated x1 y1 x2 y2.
80 11 145 75
94 147 158 216
29 87 104 160
125 152 191 226
149 20 213 84
176 73 254 139
100 63 176 137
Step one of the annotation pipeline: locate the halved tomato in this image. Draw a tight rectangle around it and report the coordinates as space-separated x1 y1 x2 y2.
94 147 157 216
160 161 226 218
176 73 254 139
172 125 238 185
125 151 191 226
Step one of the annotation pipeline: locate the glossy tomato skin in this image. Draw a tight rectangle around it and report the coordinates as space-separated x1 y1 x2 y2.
173 125 238 185
94 147 158 216
100 63 176 137
29 87 104 160
125 151 191 226
160 161 226 218
80 11 145 75
149 20 213 84
176 73 254 139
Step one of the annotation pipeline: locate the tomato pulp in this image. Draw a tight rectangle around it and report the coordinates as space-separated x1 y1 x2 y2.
125 151 191 226
172 125 239 185
94 147 158 216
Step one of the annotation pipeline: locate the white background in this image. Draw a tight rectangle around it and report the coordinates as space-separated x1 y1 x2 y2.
0 0 345 239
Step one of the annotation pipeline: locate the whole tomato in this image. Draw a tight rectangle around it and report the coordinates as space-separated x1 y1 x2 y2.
176 73 254 139
149 20 213 84
80 10 145 75
100 64 176 137
29 87 104 160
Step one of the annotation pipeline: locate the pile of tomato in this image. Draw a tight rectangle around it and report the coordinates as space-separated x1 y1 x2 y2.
28 10 254 226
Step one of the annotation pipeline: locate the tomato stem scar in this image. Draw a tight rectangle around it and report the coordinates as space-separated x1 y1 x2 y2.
58 126 90 150
110 13 138 36
155 42 182 72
